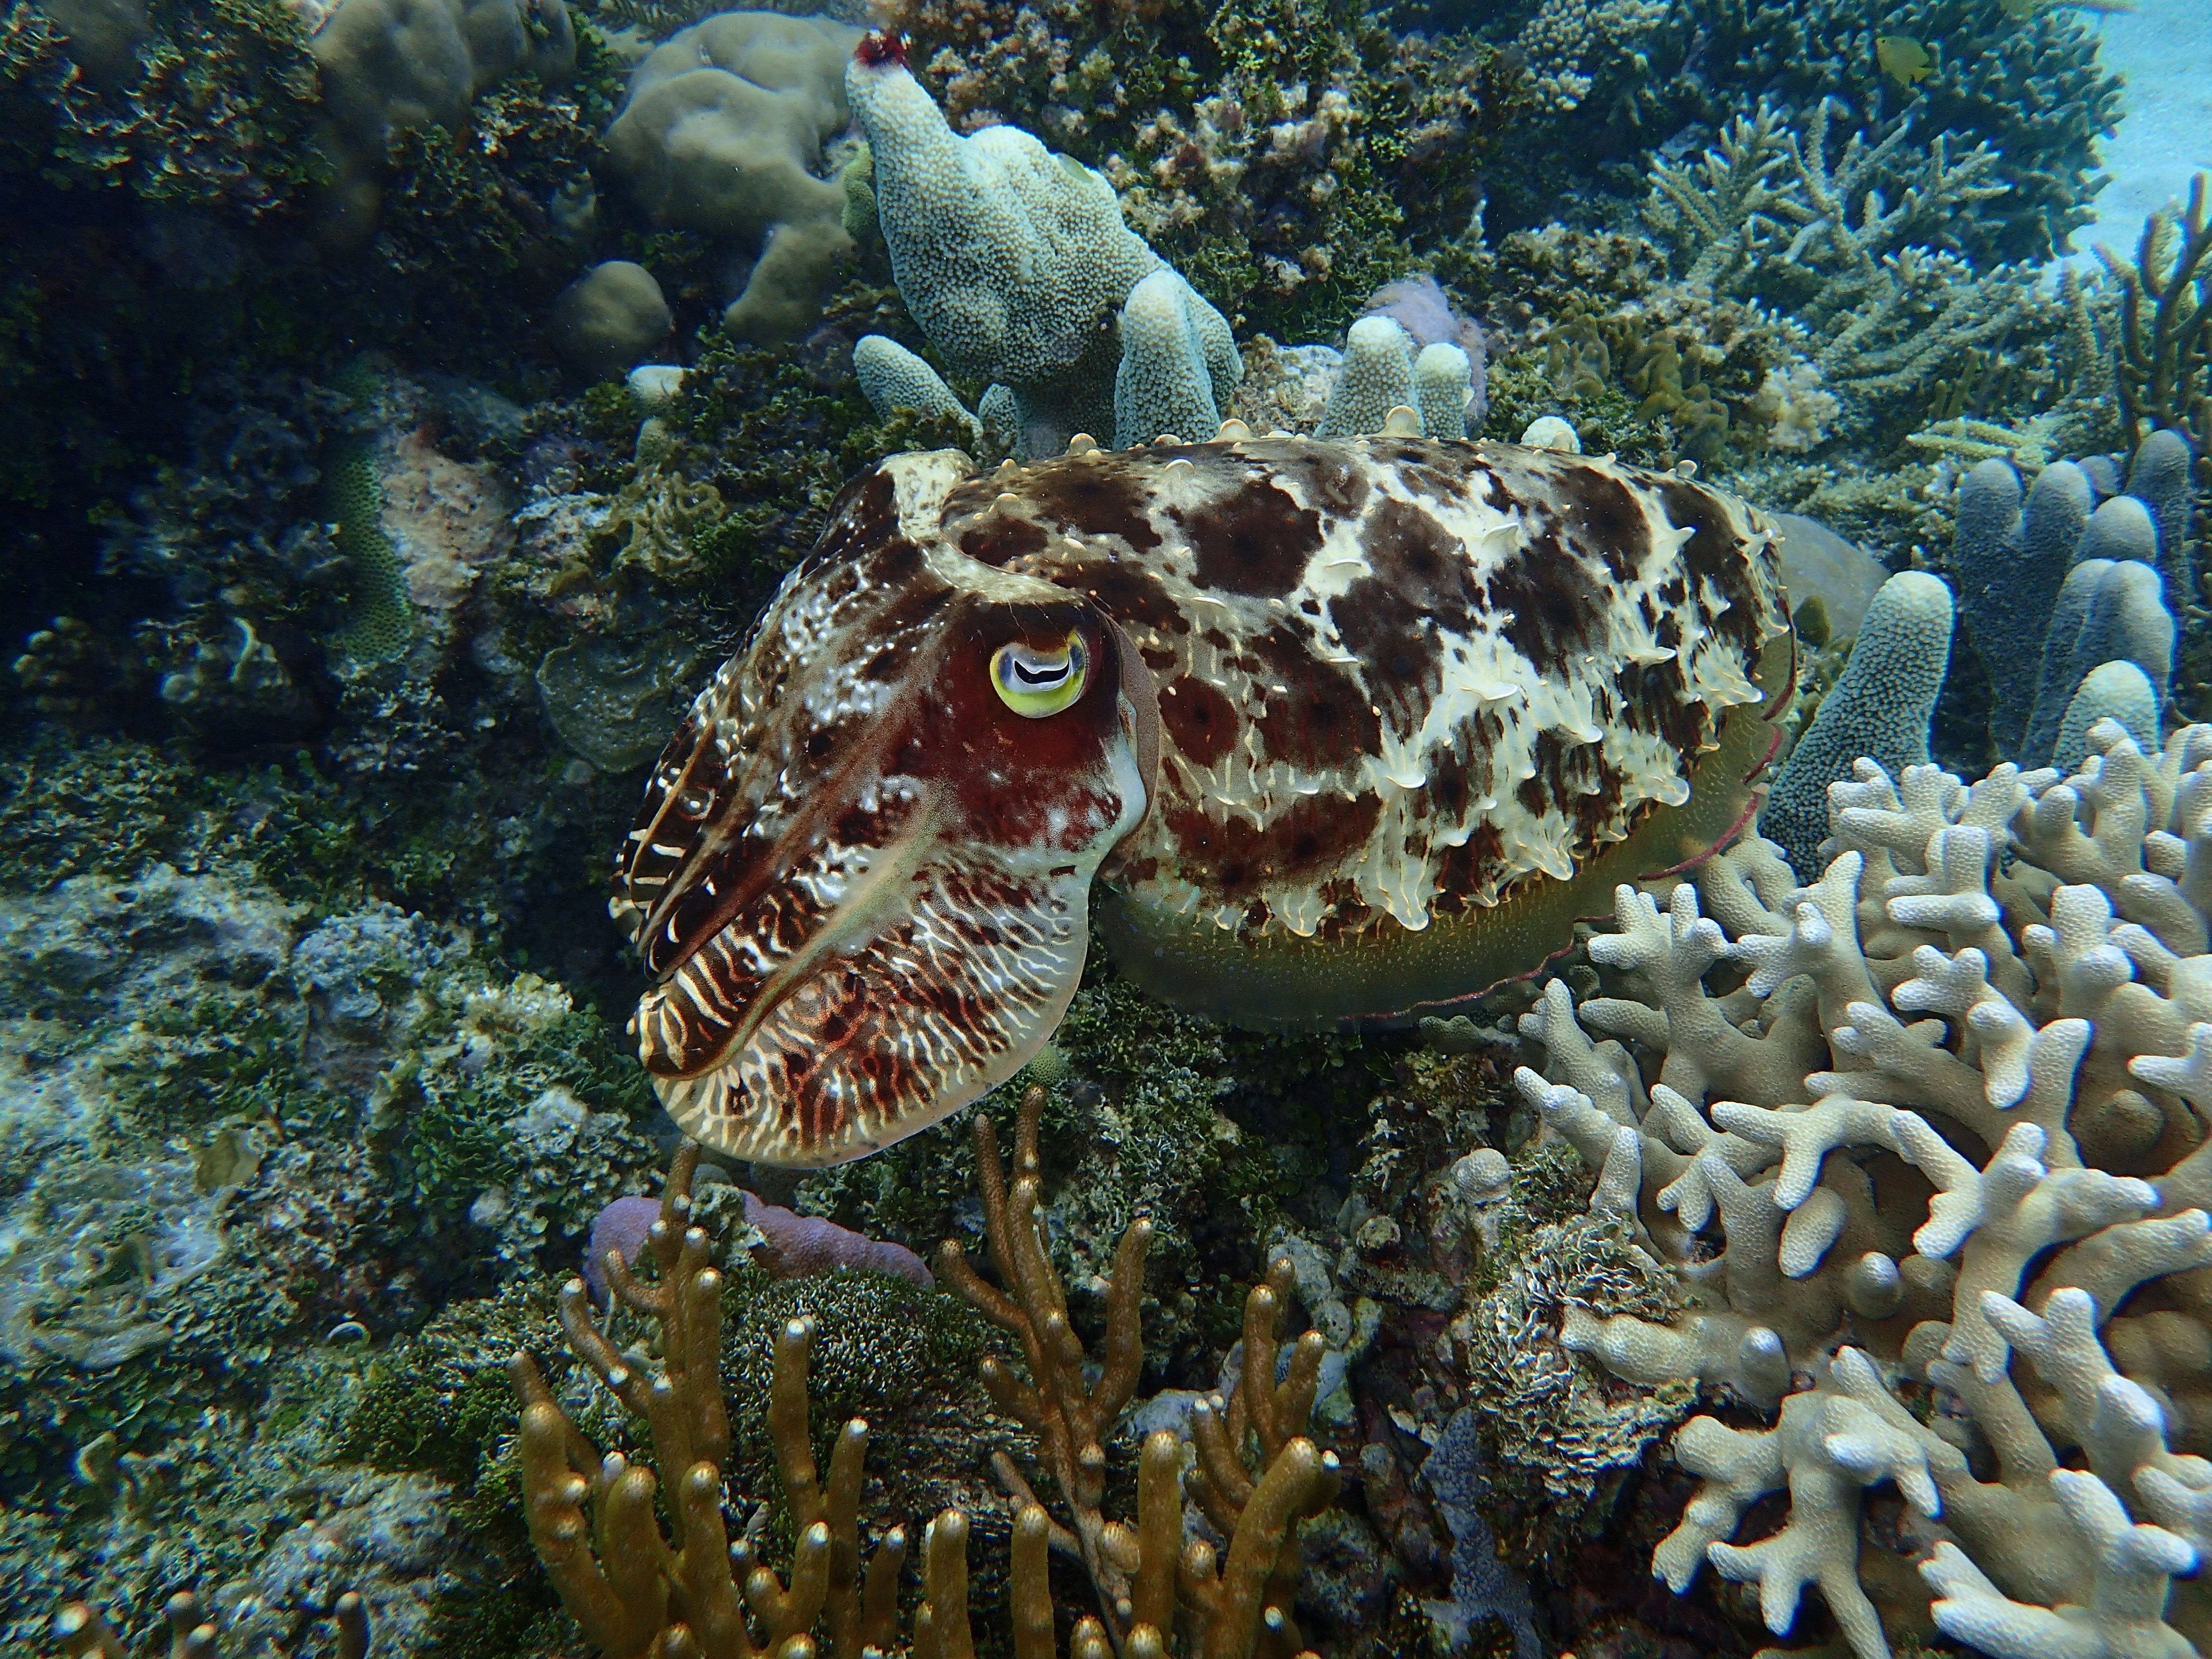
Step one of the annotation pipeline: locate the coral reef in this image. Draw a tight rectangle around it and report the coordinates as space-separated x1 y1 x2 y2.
1643 97 2090 437
552 260 673 382
0 0 325 216
881 0 1515 341
936 1084 1343 1655
1518 719 2212 1659
309 0 577 239
515 1094 1345 1657
0 3 2188 1658
55 1589 370 1658
848 36 1238 457
2102 174 2211 482
1633 0 2122 266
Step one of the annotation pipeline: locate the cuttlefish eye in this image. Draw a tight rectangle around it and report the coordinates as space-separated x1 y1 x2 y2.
990 632 1087 718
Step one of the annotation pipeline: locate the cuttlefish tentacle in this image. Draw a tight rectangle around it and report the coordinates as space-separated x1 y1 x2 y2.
616 435 1792 1165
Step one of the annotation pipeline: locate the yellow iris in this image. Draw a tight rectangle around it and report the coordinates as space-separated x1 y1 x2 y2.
990 632 1087 718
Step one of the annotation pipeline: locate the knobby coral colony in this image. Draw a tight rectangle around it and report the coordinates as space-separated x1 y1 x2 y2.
514 1087 1337 1658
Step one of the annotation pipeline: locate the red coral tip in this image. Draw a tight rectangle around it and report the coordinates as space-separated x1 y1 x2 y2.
855 30 908 68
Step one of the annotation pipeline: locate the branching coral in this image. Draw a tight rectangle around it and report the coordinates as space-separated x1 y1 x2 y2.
2100 173 2212 521
936 1083 1342 1659
511 1142 910 1659
55 1589 370 1657
1645 96 2061 430
513 1089 1341 1659
1654 0 2122 266
1515 721 2212 1658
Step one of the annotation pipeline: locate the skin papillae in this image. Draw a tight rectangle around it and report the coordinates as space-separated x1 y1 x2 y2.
507 1094 1338 1659
613 435 1794 1167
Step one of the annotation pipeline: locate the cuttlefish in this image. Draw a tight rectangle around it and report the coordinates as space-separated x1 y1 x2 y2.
612 431 1793 1165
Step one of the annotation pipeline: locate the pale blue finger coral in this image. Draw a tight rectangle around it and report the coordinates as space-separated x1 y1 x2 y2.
2021 556 2174 769
1318 311 1479 442
1760 569 1955 878
2053 660 2161 773
1113 268 1236 449
853 334 983 446
1950 434 2185 768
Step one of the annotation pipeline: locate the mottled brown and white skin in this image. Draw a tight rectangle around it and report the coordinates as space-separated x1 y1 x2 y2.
613 433 1794 1165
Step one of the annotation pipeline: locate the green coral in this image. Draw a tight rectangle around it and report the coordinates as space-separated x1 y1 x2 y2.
715 1263 994 1513
507 284 975 656
339 1281 575 1659
327 439 411 665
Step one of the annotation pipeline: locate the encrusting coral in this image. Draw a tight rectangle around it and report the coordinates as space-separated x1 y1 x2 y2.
1516 718 2212 1659
601 11 863 346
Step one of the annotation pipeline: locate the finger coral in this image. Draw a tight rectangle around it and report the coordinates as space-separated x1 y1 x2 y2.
511 1142 912 1659
516 1089 1342 1659
935 1083 1342 1659
55 1589 370 1658
1518 718 2212 1658
845 35 1238 458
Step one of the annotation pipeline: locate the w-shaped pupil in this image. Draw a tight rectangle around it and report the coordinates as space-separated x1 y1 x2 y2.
1003 640 1082 689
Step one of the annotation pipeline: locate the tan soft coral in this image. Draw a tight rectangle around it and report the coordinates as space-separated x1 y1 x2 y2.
1517 720 2212 1659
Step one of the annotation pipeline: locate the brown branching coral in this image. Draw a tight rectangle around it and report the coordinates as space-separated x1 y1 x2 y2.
2101 172 2212 471
509 1142 906 1659
52 1590 369 1658
936 1085 1339 1659
514 1100 1337 1659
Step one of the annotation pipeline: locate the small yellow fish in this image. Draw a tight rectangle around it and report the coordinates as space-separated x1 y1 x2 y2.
1876 34 1934 87
1997 0 2038 16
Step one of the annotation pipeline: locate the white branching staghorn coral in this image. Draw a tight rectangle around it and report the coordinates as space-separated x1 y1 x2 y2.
1515 718 2212 1659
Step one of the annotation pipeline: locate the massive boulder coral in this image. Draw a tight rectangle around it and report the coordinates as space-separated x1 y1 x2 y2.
602 10 862 344
308 0 578 238
1515 720 2212 1659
